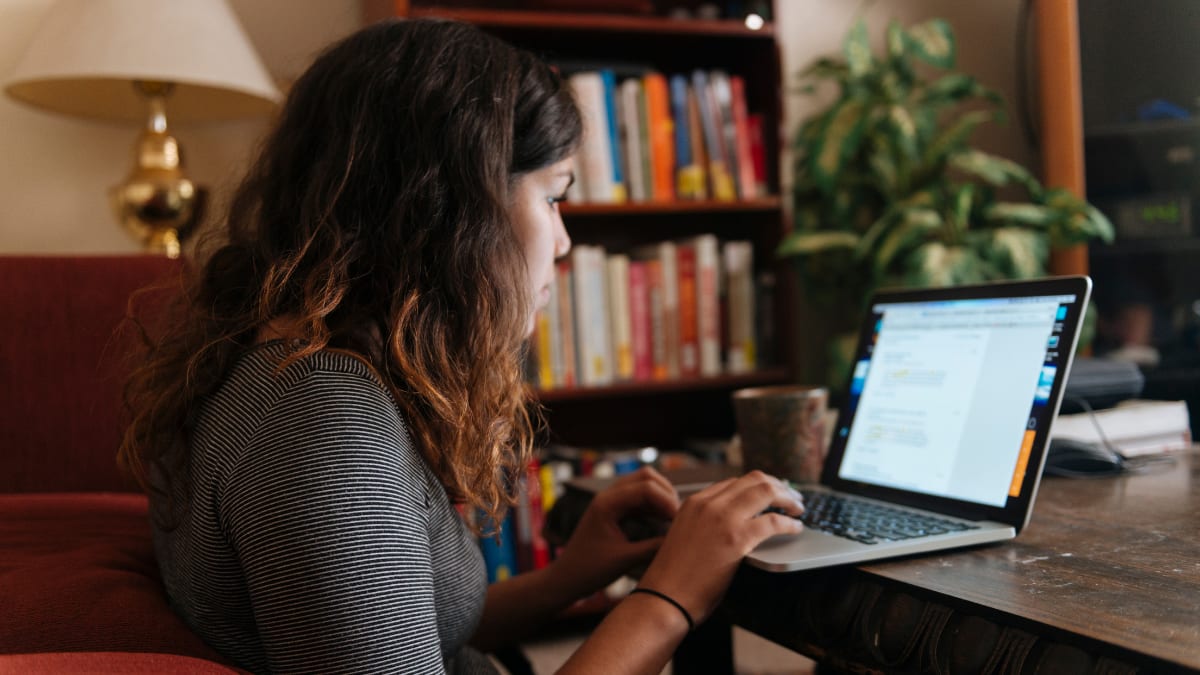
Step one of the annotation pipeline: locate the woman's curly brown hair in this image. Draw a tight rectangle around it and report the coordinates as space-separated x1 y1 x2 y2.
119 18 582 531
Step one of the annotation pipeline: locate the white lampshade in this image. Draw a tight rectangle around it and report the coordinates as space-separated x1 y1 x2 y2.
4 0 281 123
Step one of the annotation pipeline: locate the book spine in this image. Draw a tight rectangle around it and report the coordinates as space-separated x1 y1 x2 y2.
692 69 735 201
600 69 627 203
643 72 676 202
676 240 699 378
628 260 653 381
723 240 756 373
694 234 722 376
607 253 634 381
567 72 617 203
659 242 681 379
710 70 742 199
556 261 577 388
534 306 553 389
619 78 647 202
645 258 668 380
729 75 758 200
747 113 769 196
686 83 710 200
671 74 705 200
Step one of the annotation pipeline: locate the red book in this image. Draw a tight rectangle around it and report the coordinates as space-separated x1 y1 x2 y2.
730 76 758 200
628 261 653 381
747 113 769 196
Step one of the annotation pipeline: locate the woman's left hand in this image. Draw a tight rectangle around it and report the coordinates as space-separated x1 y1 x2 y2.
548 467 680 600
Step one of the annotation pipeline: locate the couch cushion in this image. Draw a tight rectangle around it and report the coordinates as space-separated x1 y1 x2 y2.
0 652 246 674
0 255 182 493
0 493 234 668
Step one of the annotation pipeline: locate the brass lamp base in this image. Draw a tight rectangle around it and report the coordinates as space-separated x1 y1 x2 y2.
110 81 203 259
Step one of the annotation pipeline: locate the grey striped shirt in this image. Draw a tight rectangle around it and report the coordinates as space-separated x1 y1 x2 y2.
152 344 496 674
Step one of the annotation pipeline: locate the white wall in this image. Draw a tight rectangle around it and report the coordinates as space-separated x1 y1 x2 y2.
0 0 361 253
0 1 1033 252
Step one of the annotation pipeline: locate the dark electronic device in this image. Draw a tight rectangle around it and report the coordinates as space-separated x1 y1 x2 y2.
1043 438 1125 477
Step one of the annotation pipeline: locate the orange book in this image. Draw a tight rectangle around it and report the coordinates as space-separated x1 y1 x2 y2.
642 72 676 202
676 241 699 378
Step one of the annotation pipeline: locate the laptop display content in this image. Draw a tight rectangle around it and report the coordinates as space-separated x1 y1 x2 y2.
746 276 1092 572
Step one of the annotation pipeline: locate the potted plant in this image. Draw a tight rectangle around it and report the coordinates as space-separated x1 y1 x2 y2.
779 17 1114 386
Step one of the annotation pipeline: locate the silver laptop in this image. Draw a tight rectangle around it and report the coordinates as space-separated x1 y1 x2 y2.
744 276 1092 572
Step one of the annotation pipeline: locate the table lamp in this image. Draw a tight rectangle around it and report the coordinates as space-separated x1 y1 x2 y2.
4 0 281 257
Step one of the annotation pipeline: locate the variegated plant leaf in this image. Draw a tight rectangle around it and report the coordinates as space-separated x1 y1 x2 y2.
777 230 860 258
798 57 850 84
887 21 907 60
978 227 1049 279
983 201 1060 227
950 183 975 237
1042 188 1115 244
810 98 869 194
906 242 991 287
951 150 1042 196
856 189 937 257
870 207 944 277
921 111 997 170
904 19 956 69
919 74 1003 108
844 20 873 78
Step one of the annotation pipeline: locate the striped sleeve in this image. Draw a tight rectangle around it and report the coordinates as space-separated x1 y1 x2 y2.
218 367 447 674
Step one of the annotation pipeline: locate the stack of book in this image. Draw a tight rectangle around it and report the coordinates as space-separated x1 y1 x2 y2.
564 67 769 204
530 235 765 391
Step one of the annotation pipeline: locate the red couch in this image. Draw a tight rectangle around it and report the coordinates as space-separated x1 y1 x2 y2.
0 256 243 673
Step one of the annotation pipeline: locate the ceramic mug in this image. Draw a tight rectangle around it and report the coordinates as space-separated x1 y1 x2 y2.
731 385 830 484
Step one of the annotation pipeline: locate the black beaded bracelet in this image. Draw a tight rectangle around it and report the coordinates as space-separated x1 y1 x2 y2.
629 587 695 632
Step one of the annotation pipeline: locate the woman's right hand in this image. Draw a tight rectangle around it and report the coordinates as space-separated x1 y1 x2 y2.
635 471 805 625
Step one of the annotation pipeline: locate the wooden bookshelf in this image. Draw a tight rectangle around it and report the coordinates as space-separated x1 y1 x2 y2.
406 7 776 39
560 196 781 217
363 1 791 452
536 366 790 403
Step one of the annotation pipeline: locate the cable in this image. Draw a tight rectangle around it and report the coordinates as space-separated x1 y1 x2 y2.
1061 395 1179 473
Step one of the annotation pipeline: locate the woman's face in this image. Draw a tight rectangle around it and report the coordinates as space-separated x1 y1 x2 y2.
509 156 574 335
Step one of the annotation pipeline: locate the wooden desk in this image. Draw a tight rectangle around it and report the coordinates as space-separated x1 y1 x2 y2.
718 450 1200 674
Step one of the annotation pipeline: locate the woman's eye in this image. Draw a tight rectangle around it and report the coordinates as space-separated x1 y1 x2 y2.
548 193 568 208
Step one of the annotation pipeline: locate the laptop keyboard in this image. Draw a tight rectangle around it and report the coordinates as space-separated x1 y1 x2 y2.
799 491 979 545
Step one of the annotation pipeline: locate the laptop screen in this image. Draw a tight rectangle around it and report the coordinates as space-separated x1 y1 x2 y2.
824 278 1091 523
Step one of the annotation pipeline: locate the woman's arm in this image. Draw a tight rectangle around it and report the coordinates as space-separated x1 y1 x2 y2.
560 472 805 675
470 468 680 652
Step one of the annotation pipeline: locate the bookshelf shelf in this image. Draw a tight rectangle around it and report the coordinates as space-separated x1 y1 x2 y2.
535 366 790 403
406 7 775 39
561 196 781 217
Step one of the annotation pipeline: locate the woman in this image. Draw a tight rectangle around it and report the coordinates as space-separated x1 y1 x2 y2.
121 18 804 674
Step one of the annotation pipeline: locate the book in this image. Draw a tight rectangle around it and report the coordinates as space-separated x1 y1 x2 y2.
633 242 679 379
675 240 699 378
692 69 736 201
571 245 613 386
599 69 628 203
618 78 648 202
628 260 653 381
642 72 676 202
1051 399 1192 457
709 70 743 199
670 74 706 200
746 113 769 196
685 82 710 200
606 253 634 381
567 71 620 203
723 240 756 373
556 261 578 388
729 75 759 200
692 233 722 376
